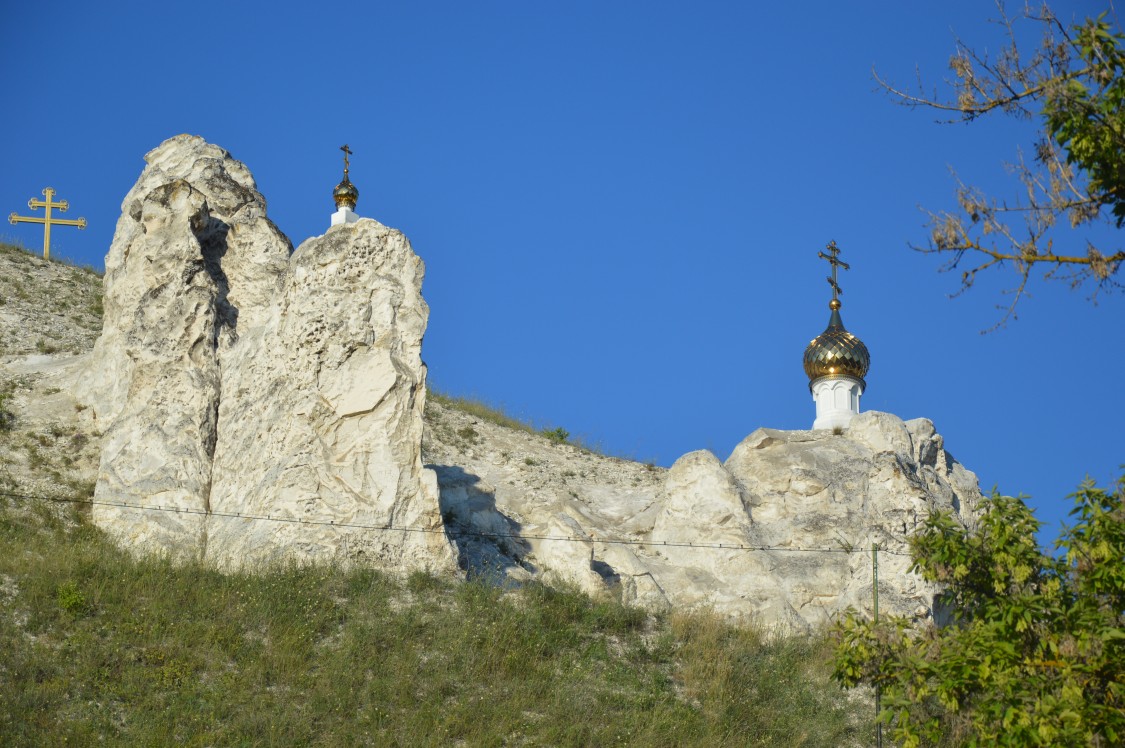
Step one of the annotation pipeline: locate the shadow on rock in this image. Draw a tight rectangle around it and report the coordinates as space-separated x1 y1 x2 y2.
193 215 240 339
429 464 534 583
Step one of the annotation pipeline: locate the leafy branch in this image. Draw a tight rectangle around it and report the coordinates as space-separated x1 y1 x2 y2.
876 2 1125 326
833 475 1125 746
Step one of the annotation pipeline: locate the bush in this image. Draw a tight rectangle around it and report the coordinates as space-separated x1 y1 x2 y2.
832 475 1125 747
542 426 570 444
56 580 90 617
0 391 13 433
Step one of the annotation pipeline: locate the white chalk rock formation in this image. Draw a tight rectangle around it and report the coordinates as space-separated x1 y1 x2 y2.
71 134 982 628
659 411 982 628
425 403 981 630
79 134 455 572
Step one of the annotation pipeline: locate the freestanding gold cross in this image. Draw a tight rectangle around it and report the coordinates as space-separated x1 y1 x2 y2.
8 187 87 261
817 240 850 301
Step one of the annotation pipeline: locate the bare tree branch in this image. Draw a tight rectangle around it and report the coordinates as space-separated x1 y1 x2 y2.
878 1 1124 324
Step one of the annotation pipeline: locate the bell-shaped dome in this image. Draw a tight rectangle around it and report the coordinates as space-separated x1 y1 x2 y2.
803 300 870 389
333 177 358 210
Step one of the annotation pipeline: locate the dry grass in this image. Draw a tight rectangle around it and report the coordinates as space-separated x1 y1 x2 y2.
427 390 624 458
428 389 540 435
0 497 865 746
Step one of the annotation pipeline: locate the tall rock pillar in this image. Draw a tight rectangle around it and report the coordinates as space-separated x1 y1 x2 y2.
79 134 456 574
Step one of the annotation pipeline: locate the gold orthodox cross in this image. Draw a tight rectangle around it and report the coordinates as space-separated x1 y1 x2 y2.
9 187 87 261
340 144 352 179
817 240 850 301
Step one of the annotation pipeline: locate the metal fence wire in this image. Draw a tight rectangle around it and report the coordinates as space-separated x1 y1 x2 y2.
0 488 914 557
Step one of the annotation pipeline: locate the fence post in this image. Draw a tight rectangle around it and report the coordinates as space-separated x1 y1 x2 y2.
873 542 882 748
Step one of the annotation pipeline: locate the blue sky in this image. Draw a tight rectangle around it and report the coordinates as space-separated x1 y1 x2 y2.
2 1 1120 542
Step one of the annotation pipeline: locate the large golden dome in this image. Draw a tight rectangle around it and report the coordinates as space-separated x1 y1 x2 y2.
333 176 358 210
803 299 870 389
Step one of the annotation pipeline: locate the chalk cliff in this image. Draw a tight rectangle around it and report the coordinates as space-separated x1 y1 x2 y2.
77 135 455 572
34 134 984 630
426 402 980 630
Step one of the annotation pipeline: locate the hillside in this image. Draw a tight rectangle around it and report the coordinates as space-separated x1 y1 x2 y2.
0 242 103 503
0 235 666 556
0 241 102 357
66 135 980 631
0 242 871 745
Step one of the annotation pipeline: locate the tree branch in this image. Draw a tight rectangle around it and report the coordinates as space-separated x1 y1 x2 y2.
876 2 1124 323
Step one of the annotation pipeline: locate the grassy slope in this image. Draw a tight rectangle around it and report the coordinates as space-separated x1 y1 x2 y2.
0 240 102 357
0 243 103 503
0 500 863 746
0 242 868 746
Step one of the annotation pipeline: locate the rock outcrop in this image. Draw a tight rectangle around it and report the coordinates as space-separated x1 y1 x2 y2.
663 411 981 627
78 135 455 572
54 134 983 629
426 404 981 630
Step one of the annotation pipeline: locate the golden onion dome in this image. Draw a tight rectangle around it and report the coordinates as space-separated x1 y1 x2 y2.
333 176 358 210
803 299 870 390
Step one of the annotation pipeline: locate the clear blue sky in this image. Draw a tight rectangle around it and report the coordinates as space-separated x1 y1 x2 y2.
3 1 1120 542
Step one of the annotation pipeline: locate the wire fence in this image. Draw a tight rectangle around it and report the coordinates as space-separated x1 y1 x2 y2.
0 488 915 557
4 484 909 744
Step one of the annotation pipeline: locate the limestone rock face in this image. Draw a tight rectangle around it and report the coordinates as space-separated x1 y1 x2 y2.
79 135 455 572
66 134 983 627
653 450 753 546
425 403 982 630
205 221 450 568
670 412 980 627
691 411 983 627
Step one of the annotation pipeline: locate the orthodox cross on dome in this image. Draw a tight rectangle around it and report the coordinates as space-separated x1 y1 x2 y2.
817 239 850 306
804 239 870 431
340 144 352 180
332 144 360 222
9 187 87 262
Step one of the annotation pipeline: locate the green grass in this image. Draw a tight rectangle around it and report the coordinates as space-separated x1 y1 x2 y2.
0 498 865 746
88 291 104 317
0 391 13 434
34 338 61 355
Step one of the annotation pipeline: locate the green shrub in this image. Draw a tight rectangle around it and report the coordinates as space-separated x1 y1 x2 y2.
57 580 89 617
0 391 13 433
833 475 1125 746
542 426 570 444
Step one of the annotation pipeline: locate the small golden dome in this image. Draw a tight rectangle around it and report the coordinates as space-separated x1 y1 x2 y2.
334 177 358 210
803 302 870 389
